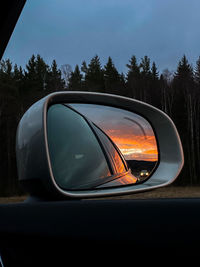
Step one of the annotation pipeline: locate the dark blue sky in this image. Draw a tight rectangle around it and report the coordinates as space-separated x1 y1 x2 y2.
3 0 200 75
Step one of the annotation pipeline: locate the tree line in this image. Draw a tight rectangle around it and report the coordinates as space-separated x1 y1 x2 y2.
0 53 200 196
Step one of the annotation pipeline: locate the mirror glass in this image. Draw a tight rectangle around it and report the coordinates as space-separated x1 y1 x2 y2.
69 104 158 182
47 103 158 191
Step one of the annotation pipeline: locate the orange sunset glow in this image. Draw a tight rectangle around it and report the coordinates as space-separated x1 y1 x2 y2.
106 130 158 162
70 103 158 162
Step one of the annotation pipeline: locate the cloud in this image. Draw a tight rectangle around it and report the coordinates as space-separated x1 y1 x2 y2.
3 0 200 74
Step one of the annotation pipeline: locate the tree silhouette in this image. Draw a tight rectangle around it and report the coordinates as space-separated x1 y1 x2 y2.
151 62 159 80
149 61 161 108
194 56 200 88
0 55 68 196
159 70 174 115
68 64 83 90
0 59 21 196
174 55 194 90
2 53 200 196
172 55 197 185
139 55 152 103
104 56 120 94
47 59 65 92
82 55 104 92
140 56 151 78
126 55 140 98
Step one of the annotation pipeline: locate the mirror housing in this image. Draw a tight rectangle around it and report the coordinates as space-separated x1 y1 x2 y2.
16 92 184 199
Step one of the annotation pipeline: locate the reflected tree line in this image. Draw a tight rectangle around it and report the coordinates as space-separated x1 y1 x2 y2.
0 53 200 196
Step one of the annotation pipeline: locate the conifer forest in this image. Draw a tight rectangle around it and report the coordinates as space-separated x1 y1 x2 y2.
0 53 200 196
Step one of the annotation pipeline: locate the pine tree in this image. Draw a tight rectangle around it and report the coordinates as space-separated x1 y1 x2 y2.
140 56 151 78
172 55 197 185
68 65 83 90
13 64 25 107
14 64 23 82
126 55 140 79
0 59 20 196
151 62 159 80
25 54 36 81
159 70 174 115
149 61 161 108
83 55 104 92
47 59 65 91
35 54 48 91
194 56 200 88
24 54 38 93
0 59 13 84
103 56 120 94
126 55 140 98
25 54 49 92
0 59 18 98
139 56 151 102
81 60 88 74
119 72 126 85
174 54 194 89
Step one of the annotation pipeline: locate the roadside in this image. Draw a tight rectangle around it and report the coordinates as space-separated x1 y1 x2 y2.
1 186 200 203
0 195 27 204
105 185 200 199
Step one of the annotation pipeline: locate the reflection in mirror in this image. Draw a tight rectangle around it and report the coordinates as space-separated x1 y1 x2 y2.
47 103 158 191
69 104 158 183
47 104 137 191
48 104 110 190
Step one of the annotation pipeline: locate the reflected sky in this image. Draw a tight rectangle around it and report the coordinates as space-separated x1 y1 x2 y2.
70 104 158 162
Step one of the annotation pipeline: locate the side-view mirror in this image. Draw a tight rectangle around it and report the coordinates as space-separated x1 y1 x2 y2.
16 92 184 200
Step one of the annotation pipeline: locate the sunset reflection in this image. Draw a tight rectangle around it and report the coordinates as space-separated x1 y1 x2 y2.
70 103 158 162
69 103 159 185
107 132 158 161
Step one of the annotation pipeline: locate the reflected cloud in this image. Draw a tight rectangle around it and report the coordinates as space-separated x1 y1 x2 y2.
70 103 158 162
107 132 158 161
